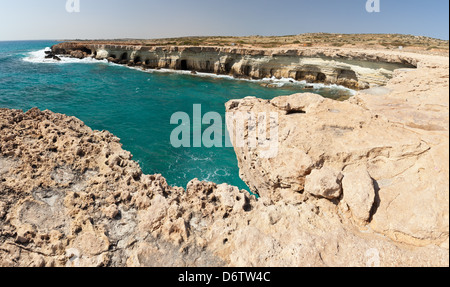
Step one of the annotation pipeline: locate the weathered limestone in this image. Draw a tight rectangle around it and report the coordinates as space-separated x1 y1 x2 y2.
305 167 343 200
342 166 376 223
51 43 417 89
0 108 256 267
225 50 449 251
0 100 448 266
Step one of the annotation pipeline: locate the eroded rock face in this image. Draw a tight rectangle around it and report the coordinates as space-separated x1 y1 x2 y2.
225 51 449 253
52 43 417 89
0 108 255 267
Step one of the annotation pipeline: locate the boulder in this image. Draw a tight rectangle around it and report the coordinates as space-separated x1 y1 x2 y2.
305 167 343 200
342 166 376 222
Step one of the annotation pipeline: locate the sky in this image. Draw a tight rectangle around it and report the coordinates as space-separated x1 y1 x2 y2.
0 0 448 41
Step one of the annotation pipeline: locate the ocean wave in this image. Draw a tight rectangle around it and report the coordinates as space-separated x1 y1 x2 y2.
22 48 108 64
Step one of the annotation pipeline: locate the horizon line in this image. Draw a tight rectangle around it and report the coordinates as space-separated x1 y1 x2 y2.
1 32 449 42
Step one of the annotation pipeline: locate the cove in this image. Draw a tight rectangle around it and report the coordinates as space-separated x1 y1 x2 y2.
0 41 354 190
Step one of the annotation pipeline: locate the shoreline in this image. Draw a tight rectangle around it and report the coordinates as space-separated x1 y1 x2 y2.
1 44 449 267
50 42 421 90
24 46 357 96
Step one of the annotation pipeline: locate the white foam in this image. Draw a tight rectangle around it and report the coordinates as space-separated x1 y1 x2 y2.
22 48 108 64
132 67 356 95
22 48 355 95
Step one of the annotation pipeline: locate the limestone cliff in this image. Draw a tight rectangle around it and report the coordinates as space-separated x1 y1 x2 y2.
51 43 416 89
225 49 449 249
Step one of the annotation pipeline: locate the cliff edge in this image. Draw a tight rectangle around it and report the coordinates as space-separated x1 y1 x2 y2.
51 43 418 89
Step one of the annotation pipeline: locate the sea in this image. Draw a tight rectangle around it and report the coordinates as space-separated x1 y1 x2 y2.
0 40 355 190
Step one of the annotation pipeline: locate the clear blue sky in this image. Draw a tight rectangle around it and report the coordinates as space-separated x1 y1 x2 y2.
0 0 448 41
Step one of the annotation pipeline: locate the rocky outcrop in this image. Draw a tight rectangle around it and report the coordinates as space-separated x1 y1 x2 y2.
225 51 449 250
51 42 417 89
0 108 258 267
1 105 448 267
0 47 448 267
44 50 61 61
342 166 376 223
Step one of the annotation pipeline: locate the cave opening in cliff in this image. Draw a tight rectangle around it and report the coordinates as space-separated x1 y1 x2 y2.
295 71 304 80
120 53 128 61
79 47 92 55
316 73 327 82
225 63 233 74
180 60 188 70
243 66 252 76
134 56 141 64
338 69 358 81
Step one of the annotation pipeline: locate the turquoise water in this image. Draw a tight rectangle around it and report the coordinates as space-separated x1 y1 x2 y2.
0 41 353 190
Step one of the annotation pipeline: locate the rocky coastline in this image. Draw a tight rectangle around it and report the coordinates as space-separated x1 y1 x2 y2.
51 42 417 90
0 45 448 267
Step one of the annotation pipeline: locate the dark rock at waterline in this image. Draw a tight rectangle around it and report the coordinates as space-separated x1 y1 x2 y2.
191 71 198 75
44 52 61 61
70 50 86 59
45 51 57 59
107 57 119 63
